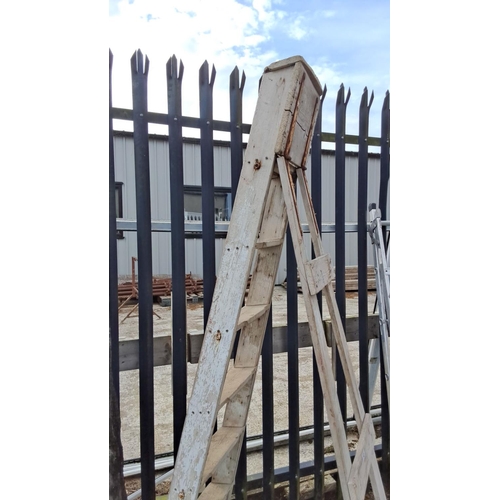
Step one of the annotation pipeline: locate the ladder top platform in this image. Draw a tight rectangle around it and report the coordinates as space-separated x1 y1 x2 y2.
264 55 323 95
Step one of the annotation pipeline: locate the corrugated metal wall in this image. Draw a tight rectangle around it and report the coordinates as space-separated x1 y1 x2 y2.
113 134 389 282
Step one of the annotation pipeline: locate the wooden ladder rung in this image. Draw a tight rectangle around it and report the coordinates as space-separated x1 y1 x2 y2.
255 238 283 249
198 482 232 500
236 304 270 331
202 427 245 485
219 366 255 409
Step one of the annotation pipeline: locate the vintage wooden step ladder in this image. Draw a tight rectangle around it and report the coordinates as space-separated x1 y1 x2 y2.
169 56 386 500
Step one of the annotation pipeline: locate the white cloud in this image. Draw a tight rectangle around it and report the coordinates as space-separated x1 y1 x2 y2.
109 0 389 140
252 0 280 27
287 17 308 40
319 10 336 18
109 0 286 133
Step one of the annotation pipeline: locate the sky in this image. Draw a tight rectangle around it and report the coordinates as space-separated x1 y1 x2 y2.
108 0 389 142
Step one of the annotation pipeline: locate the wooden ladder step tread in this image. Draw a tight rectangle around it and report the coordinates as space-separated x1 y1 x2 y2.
219 366 255 409
202 427 245 485
236 304 270 331
255 238 283 249
198 482 232 500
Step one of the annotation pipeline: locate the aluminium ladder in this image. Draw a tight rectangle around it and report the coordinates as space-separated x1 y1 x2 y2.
367 203 390 411
169 56 386 500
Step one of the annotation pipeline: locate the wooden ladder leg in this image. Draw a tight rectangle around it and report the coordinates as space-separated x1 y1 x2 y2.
277 155 353 499
279 158 387 500
207 175 289 491
323 278 386 500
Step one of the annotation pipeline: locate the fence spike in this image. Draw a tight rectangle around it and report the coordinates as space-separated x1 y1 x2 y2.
130 49 149 75
230 66 245 91
336 83 344 104
321 84 327 103
199 60 216 87
130 50 139 75
381 90 390 149
360 87 374 113
337 83 351 106
167 55 183 81
109 49 113 69
383 90 390 110
360 86 368 106
230 66 239 90
166 57 171 77
199 60 209 85
210 64 216 86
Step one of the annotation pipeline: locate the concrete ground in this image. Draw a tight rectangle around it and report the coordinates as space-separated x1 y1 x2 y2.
118 286 381 479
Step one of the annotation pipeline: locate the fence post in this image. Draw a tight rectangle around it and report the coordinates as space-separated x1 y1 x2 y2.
199 61 216 328
109 49 120 401
262 312 275 498
131 49 155 500
379 91 390 223
230 65 248 500
109 49 127 500
167 54 187 460
379 90 390 478
311 84 327 500
287 225 300 499
357 87 374 412
335 84 350 428
229 66 245 204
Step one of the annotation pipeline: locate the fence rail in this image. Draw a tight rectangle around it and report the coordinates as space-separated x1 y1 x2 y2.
109 49 390 500
111 107 383 147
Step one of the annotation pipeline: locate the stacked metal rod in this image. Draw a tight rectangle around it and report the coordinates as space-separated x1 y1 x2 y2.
118 274 205 303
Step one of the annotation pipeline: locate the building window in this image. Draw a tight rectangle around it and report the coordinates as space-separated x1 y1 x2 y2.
184 186 232 233
115 182 124 239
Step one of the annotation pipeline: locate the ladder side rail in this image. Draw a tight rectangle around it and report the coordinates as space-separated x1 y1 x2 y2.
373 245 390 411
234 178 288 367
297 166 365 423
210 179 289 488
296 167 324 259
277 156 353 499
376 224 390 322
368 207 390 411
296 162 386 499
320 238 386 497
370 208 390 320
367 209 382 407
367 338 380 408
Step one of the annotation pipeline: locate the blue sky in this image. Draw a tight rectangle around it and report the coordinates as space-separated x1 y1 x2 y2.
109 0 389 141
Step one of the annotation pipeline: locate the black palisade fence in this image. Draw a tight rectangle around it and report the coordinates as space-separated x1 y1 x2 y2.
131 50 156 500
109 49 390 499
